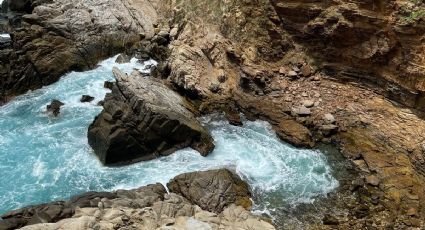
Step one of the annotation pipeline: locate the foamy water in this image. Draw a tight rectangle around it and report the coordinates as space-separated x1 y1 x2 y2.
0 56 338 217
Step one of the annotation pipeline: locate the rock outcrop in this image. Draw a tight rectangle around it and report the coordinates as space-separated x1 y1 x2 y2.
0 169 274 230
0 0 159 104
167 168 252 213
88 68 214 165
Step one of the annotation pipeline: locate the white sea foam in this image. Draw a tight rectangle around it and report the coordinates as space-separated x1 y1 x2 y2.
0 34 10 38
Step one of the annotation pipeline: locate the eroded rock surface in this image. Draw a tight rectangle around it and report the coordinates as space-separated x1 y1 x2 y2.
0 0 159 104
168 168 252 213
0 169 273 230
88 68 214 165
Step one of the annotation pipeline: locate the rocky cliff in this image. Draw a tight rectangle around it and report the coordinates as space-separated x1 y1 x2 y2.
0 0 425 229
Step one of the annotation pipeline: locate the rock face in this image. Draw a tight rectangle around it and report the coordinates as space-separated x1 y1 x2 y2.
87 68 214 165
167 168 252 213
0 169 274 230
0 0 159 104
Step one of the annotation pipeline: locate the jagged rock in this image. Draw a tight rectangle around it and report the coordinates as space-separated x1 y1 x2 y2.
167 169 252 213
0 0 159 104
224 107 243 126
88 68 214 165
80 95 94 103
115 54 131 64
103 81 113 90
46 99 64 116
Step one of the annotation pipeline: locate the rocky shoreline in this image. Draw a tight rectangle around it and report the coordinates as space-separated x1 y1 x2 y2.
0 169 274 230
0 0 424 229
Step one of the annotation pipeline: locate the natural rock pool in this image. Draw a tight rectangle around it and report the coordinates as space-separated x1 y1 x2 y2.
0 56 339 221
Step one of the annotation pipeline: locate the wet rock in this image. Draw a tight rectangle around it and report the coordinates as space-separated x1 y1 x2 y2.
224 106 243 126
275 119 314 147
46 100 64 116
104 81 114 90
115 54 131 64
323 214 339 225
167 169 252 213
88 68 214 165
80 95 94 103
366 175 380 186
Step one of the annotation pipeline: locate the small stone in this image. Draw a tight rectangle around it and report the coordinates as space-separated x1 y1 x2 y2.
300 65 312 77
323 113 336 124
279 67 287 74
284 96 292 102
312 75 321 81
314 92 320 97
350 178 365 191
292 106 311 116
303 100 314 108
323 214 339 225
169 27 178 38
301 92 308 97
80 95 94 103
421 142 425 153
287 71 298 77
292 66 300 72
366 175 380 186
406 207 418 217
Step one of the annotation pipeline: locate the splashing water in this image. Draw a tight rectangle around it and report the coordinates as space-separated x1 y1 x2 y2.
0 56 338 216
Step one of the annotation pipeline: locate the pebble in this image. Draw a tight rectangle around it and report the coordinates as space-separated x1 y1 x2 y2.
287 70 298 77
301 92 308 97
303 100 314 108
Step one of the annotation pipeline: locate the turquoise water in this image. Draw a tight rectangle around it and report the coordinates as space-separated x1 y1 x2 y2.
0 56 338 215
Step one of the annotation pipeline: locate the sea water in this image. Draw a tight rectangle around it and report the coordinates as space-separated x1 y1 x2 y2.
0 56 338 218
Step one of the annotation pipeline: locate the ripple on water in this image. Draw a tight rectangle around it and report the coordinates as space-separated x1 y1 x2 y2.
0 56 338 219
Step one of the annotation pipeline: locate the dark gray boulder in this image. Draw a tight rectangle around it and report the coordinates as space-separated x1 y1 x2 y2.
80 95 94 103
88 68 215 166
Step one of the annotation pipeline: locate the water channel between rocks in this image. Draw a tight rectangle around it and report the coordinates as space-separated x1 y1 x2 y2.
0 56 351 228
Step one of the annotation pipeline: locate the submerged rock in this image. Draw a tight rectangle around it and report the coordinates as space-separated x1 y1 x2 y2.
88 68 214 165
46 99 64 116
80 95 94 103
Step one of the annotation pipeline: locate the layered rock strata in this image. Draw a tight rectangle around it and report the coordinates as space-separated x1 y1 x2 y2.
87 68 214 165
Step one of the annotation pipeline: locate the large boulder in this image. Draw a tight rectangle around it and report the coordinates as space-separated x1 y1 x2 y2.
88 68 214 165
167 168 252 213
